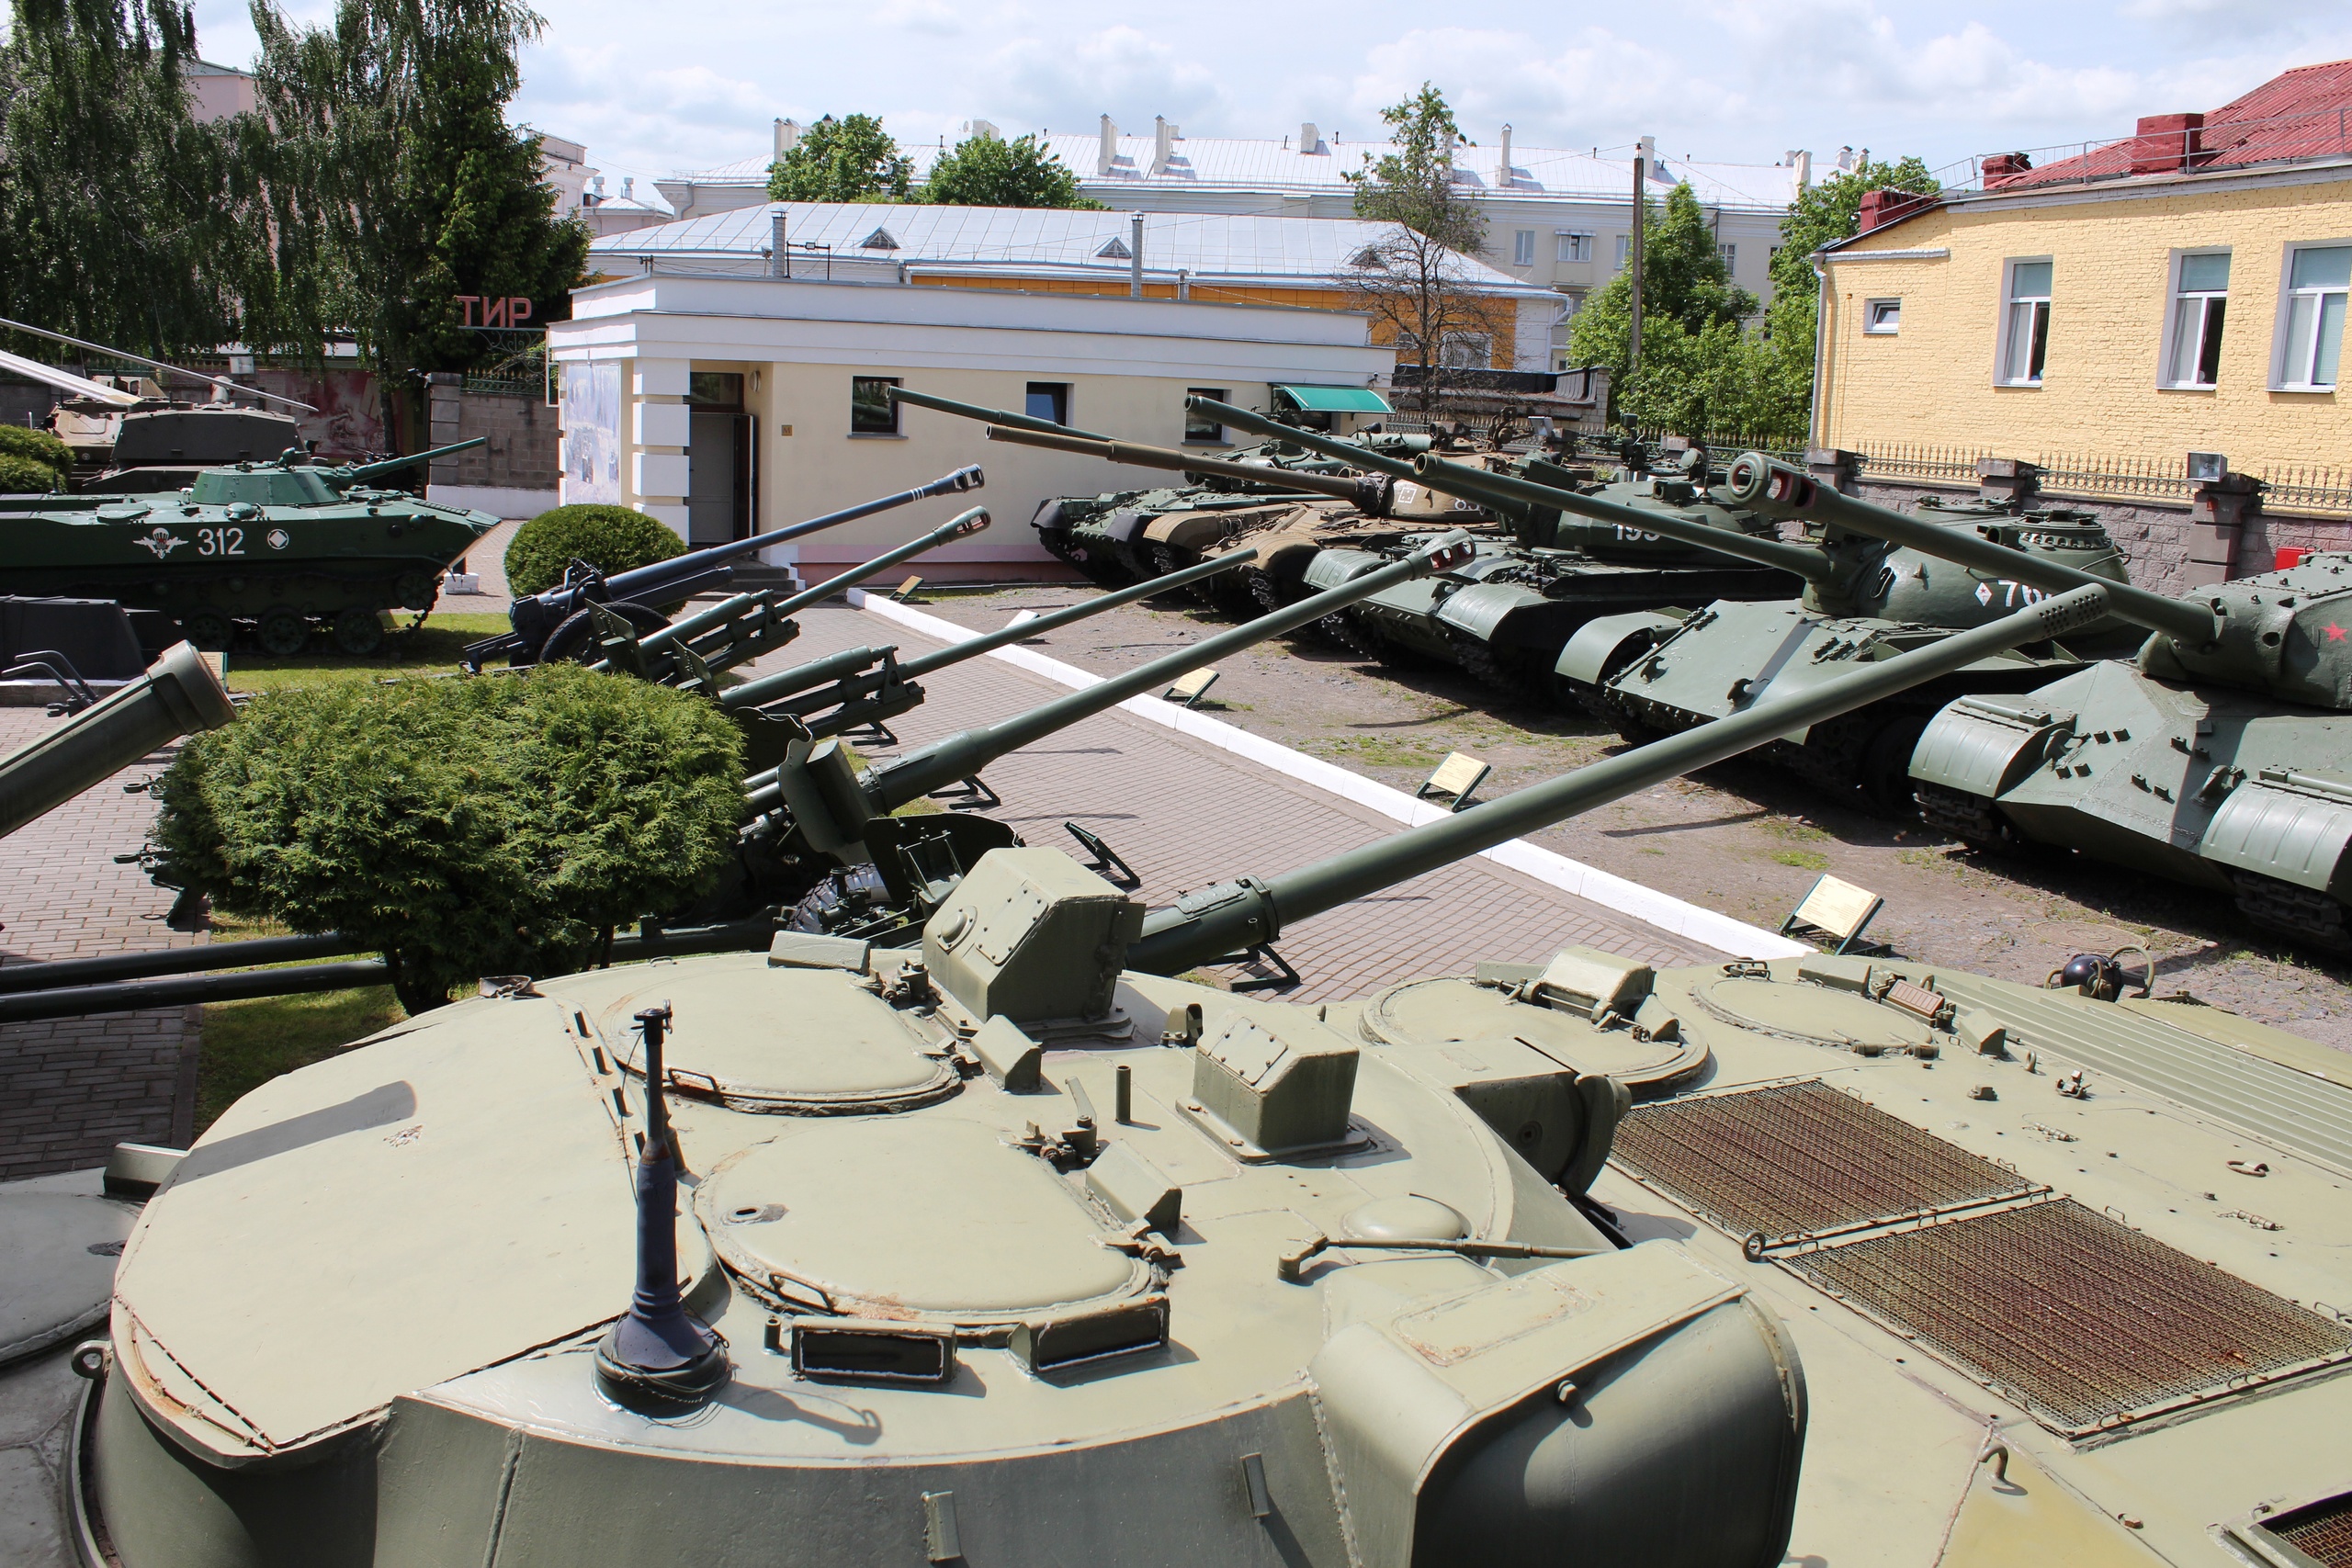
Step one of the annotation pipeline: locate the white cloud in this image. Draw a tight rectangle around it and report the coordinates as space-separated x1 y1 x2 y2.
979 25 1232 135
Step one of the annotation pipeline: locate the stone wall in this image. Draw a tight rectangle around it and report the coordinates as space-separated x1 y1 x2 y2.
424 375 561 496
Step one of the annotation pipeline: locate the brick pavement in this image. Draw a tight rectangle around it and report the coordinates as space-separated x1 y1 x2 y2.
0 711 198 1180
747 608 1718 1001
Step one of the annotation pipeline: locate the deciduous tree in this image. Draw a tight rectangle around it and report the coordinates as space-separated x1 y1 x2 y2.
1345 83 1490 412
920 130 1098 208
767 113 912 203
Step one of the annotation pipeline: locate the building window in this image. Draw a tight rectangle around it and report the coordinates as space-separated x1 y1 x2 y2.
688 371 744 408
1024 381 1070 426
1559 287 1588 319
850 376 900 434
1999 259 2052 385
1184 388 1228 443
1438 333 1491 370
1513 230 1535 266
1615 234 1631 271
1864 299 1901 334
2278 244 2350 390
2165 251 2229 388
1719 242 1737 274
1556 231 1592 263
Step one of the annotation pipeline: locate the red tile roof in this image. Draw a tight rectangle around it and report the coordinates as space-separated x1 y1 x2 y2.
1987 57 2352 188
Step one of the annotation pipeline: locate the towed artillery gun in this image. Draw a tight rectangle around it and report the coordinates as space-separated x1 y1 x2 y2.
68 586 2126 1567
0 438 502 657
1411 452 2147 810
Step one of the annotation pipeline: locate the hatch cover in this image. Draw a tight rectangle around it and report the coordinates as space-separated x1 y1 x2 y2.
1611 1079 2035 1245
607 969 957 1113
696 1119 1150 1323
1359 976 1706 1090
1783 1198 2352 1435
1690 976 1938 1054
2256 1492 2352 1568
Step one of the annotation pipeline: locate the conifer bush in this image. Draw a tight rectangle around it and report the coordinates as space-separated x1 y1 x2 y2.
503 503 687 596
153 665 745 1011
0 427 73 491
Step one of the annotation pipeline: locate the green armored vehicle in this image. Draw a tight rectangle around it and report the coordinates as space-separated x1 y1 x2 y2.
0 438 498 656
1411 453 2146 809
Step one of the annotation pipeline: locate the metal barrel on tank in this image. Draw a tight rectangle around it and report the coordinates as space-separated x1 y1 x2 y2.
0 640 234 841
1125 584 2115 974
333 436 488 489
981 424 1385 509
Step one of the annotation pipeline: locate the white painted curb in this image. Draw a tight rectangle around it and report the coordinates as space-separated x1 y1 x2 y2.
848 589 1807 960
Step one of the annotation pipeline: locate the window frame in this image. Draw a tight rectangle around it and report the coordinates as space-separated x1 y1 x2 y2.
1183 387 1229 445
2159 248 2231 390
1512 230 1535 267
1718 242 1737 275
1614 233 1631 271
849 375 902 435
1023 380 1071 428
1437 333 1492 371
1996 257 2053 387
2273 239 2352 392
1863 298 1902 335
1555 231 1593 263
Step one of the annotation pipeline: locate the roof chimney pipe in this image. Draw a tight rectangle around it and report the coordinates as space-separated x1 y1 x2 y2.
1498 123 1512 185
1300 121 1319 154
769 209 787 278
1152 116 1177 176
775 118 800 157
1098 114 1120 175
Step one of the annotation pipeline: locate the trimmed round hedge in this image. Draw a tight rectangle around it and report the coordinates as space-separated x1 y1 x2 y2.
153 664 746 1011
504 503 689 596
0 425 73 491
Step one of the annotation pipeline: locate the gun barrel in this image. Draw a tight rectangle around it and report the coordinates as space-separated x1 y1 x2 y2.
862 532 1477 811
344 436 489 483
984 424 1372 504
888 385 1113 442
764 506 990 619
1185 396 1422 483
1723 453 2220 647
1128 583 2116 975
0 641 235 841
1412 454 1838 584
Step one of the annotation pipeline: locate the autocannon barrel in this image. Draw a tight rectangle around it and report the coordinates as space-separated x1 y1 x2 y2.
1126 584 2115 975
1412 453 1838 583
854 531 1478 813
1722 452 2221 647
339 436 489 486
0 641 234 842
984 423 1380 506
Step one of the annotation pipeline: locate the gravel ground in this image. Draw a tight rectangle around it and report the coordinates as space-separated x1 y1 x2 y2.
907 582 2352 1053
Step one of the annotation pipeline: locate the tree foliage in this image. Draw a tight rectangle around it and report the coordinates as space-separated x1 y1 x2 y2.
0 0 250 355
921 130 1099 208
1345 84 1490 411
0 423 74 490
504 502 688 596
153 665 746 1010
767 113 912 203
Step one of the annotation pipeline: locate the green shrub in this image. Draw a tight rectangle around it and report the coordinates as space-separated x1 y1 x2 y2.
0 425 73 489
0 450 62 492
504 503 688 596
153 664 745 1010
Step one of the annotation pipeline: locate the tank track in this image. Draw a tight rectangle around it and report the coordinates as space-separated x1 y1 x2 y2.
1152 545 1218 606
1454 637 1544 703
2228 871 2352 954
1916 782 2007 849
1322 608 1382 660
1246 570 1284 615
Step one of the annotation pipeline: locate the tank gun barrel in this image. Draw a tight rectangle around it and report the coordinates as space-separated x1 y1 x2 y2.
1412 454 1837 584
0 641 234 841
1128 584 2114 974
984 423 1378 506
857 532 1476 813
339 437 488 484
1724 453 2221 647
1185 396 1423 484
887 385 1113 441
764 507 990 619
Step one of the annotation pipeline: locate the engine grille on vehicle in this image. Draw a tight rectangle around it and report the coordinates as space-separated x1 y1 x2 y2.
1783 1199 2352 1435
2265 1492 2352 1568
1609 1078 2036 1244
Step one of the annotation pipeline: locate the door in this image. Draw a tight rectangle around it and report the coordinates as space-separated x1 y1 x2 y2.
687 412 751 545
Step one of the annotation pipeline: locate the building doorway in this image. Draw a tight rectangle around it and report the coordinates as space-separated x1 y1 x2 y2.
687 372 752 545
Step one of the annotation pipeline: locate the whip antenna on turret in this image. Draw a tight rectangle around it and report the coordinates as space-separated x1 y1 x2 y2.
594 1003 729 1414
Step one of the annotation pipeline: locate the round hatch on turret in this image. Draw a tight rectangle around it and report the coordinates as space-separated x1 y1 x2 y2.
1690 976 1936 1054
1359 976 1705 1089
695 1119 1151 1323
589 965 958 1114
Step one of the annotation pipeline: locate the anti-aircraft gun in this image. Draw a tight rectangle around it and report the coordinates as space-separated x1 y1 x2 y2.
1727 457 2352 953
461 466 985 671
1411 450 2152 809
70 583 2120 1568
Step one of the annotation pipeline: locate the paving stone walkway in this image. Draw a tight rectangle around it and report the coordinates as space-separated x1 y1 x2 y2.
0 712 198 1181
746 606 1721 999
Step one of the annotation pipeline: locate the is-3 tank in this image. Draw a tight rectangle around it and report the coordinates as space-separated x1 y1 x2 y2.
1412 452 2148 810
0 439 499 656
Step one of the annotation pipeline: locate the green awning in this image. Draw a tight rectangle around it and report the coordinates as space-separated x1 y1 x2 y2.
1272 384 1392 414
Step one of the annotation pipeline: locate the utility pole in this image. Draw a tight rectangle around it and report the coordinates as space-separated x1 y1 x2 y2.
1130 211 1145 299
1630 135 1653 377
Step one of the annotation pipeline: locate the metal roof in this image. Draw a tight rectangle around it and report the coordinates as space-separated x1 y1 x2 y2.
1989 57 2352 188
587 203 1553 295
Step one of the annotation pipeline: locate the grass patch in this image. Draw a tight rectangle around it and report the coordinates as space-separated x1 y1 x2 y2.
226 612 514 694
193 915 402 1136
1761 818 1830 842
1308 735 1447 769
1771 849 1830 872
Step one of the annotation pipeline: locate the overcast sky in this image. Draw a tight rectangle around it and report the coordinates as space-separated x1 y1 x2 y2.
187 0 2352 202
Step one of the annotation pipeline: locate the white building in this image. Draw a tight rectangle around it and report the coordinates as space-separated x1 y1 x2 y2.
656 118 1806 368
545 270 1395 581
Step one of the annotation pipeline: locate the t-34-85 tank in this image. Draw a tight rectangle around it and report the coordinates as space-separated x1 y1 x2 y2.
72 583 2120 1567
0 438 500 656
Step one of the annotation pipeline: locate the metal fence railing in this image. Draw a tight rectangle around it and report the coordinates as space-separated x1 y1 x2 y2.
1843 443 2352 518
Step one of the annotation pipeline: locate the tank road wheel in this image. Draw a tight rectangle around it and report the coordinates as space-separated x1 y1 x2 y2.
1914 783 2008 852
333 607 388 658
254 607 311 657
180 610 234 652
2228 872 2352 955
1860 714 1931 818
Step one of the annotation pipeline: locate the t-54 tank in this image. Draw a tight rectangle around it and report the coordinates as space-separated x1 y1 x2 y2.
0 438 499 655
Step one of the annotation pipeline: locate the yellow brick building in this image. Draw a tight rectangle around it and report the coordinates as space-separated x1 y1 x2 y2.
1811 60 2352 499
